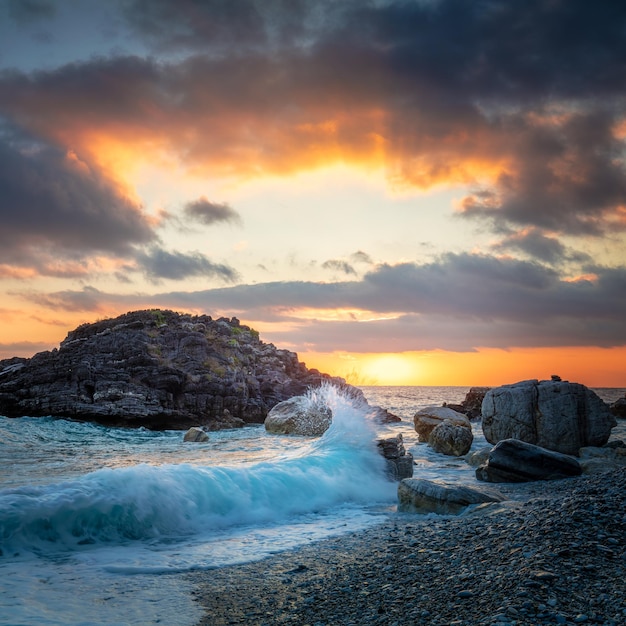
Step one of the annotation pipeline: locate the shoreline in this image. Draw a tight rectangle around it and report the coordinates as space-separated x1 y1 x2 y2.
188 470 625 625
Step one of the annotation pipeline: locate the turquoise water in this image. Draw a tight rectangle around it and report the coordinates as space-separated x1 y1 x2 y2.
0 385 622 625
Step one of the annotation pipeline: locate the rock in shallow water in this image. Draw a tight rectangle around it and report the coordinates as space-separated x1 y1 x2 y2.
413 406 470 441
183 426 209 442
264 396 332 436
428 420 473 456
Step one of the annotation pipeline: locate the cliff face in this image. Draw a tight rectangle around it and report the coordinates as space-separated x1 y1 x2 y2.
0 309 355 429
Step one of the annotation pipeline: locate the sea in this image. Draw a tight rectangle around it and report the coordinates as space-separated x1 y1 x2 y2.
1 385 624 626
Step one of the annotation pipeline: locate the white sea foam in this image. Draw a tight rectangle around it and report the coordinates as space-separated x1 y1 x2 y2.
0 384 395 625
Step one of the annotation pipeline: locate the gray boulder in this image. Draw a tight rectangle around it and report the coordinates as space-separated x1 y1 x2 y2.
414 406 470 441
610 396 626 419
482 379 616 455
578 442 626 473
183 427 209 442
377 434 414 480
398 478 506 515
476 438 582 483
428 421 473 456
264 396 332 436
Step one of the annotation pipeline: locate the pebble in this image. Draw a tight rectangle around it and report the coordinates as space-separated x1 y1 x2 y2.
189 470 626 626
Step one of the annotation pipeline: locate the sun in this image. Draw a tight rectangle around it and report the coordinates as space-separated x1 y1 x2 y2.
362 354 420 386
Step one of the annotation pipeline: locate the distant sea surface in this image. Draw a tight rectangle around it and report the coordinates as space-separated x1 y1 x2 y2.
0 385 623 625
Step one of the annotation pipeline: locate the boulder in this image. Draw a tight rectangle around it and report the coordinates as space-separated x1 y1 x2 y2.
367 405 402 423
264 396 332 436
398 478 506 515
609 396 626 419
465 445 492 468
476 438 583 483
183 427 209 442
578 441 626 474
377 434 414 480
428 421 473 456
481 379 616 455
413 406 470 441
461 387 491 419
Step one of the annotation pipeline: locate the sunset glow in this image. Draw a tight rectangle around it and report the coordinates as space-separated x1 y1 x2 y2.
1 1 625 387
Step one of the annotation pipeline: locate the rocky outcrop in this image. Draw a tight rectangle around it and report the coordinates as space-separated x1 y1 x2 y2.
445 387 491 420
377 434 414 480
264 396 332 436
428 421 473 456
413 406 470 441
0 309 360 430
183 427 209 442
476 439 583 483
481 379 616 455
609 396 626 419
397 478 506 515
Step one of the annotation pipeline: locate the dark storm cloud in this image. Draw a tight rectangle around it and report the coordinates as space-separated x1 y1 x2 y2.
459 110 626 235
183 197 242 226
1 0 625 297
0 0 622 239
0 122 155 269
135 247 239 282
7 0 56 24
25 253 626 350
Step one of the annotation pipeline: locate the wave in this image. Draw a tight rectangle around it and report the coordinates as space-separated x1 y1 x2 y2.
0 385 395 556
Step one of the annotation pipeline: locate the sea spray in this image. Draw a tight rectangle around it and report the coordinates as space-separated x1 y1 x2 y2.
0 384 394 557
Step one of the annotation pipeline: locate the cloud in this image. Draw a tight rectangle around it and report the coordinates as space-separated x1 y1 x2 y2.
0 121 155 272
182 197 242 226
321 259 356 276
7 0 56 25
0 340 55 359
350 250 373 264
19 253 626 350
491 228 592 265
0 0 624 249
458 110 626 236
135 246 239 282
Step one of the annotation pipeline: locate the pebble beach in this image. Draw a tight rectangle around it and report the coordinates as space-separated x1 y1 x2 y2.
189 469 626 626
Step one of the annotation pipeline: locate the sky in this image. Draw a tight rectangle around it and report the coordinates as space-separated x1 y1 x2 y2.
0 0 625 387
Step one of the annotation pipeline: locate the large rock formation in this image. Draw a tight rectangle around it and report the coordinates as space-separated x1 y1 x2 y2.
481 379 616 456
264 396 333 436
0 309 359 430
476 438 583 483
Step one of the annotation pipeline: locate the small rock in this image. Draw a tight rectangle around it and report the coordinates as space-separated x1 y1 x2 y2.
183 426 209 442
